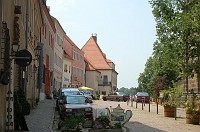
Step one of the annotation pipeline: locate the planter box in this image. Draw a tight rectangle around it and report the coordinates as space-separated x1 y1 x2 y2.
89 128 122 132
186 113 200 125
164 106 175 117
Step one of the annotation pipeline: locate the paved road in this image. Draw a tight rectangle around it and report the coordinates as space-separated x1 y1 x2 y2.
24 99 200 132
92 100 200 132
25 99 55 132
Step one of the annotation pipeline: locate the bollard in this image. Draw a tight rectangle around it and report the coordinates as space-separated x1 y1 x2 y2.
131 97 133 107
142 99 144 110
174 107 176 120
157 102 158 114
136 101 137 109
149 100 150 112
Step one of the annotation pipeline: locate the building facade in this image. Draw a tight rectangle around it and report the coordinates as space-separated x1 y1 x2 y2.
51 17 65 91
62 35 73 88
0 0 43 131
41 3 56 99
82 34 118 95
65 35 85 88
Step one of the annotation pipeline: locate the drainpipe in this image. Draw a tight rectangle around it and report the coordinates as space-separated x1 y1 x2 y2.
23 0 29 94
37 40 44 100
0 0 2 46
25 0 28 49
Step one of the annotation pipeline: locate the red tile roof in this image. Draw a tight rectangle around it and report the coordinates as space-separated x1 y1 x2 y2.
82 36 112 70
106 59 112 63
63 51 73 60
85 58 96 71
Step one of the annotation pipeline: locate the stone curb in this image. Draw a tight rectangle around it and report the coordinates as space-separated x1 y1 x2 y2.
50 100 56 132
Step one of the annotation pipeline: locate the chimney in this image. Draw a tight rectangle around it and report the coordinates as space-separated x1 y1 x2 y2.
43 0 47 4
91 33 97 43
47 6 50 12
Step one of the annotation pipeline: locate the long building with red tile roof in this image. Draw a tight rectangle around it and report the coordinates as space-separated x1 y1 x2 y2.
82 34 118 95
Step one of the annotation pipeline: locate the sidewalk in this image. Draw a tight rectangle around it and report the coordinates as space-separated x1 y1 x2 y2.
25 99 56 132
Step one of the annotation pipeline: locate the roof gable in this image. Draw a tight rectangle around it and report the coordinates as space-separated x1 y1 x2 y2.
85 58 96 71
82 36 112 70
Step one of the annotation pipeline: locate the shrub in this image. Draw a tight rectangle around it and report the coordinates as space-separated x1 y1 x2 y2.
93 115 110 129
60 114 85 131
161 82 183 107
184 89 200 118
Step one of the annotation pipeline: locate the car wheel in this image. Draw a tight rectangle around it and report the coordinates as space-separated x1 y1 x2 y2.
103 97 107 101
123 100 127 102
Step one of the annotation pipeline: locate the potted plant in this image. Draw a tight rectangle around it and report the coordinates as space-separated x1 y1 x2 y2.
14 89 30 131
161 82 183 117
89 115 123 132
184 89 200 125
59 114 85 132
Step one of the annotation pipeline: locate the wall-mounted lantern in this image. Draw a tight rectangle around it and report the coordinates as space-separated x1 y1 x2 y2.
34 45 41 59
12 43 20 53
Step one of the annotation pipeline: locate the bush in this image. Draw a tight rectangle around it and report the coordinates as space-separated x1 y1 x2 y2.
93 115 110 129
60 114 85 131
14 88 30 116
161 82 183 107
17 89 30 115
14 88 31 130
113 122 122 129
184 89 200 118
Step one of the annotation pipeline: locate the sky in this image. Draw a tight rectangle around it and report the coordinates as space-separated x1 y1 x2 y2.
46 0 156 88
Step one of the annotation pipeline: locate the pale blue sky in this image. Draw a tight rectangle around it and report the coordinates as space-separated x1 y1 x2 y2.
47 0 156 88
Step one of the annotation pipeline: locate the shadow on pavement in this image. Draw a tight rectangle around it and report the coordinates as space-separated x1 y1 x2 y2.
126 121 165 132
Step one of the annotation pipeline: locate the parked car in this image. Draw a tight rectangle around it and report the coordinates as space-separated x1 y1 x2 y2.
134 92 150 103
59 95 93 121
79 90 93 103
56 88 82 114
102 92 129 102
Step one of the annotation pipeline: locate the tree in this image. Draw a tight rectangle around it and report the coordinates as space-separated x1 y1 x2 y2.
149 0 200 93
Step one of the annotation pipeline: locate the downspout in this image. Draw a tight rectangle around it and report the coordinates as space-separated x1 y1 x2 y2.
38 28 44 100
25 0 28 49
23 0 29 94
0 0 2 46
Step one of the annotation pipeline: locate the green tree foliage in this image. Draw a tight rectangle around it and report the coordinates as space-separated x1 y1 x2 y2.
138 0 200 95
154 0 200 82
14 88 30 119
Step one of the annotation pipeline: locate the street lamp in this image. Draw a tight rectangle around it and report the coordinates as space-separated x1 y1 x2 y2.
34 45 41 59
12 43 19 53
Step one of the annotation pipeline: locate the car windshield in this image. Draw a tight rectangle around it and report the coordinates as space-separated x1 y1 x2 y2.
66 96 86 104
137 92 149 96
63 90 80 96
